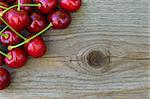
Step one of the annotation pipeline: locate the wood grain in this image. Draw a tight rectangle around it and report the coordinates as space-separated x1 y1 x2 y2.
0 0 150 98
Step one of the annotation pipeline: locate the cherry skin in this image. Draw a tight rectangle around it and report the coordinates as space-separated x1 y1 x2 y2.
0 2 9 25
60 0 81 12
24 36 46 58
4 48 28 68
34 0 58 14
15 0 32 12
48 10 71 29
0 55 4 66
0 29 21 46
5 8 30 32
27 12 47 34
0 68 11 90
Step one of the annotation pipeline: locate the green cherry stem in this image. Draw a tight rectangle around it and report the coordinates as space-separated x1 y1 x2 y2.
21 4 41 7
0 16 27 40
0 5 7 10
0 26 8 34
0 51 11 59
0 5 18 16
0 3 41 16
17 0 21 11
0 33 8 38
8 23 53 50
0 26 8 38
0 33 9 38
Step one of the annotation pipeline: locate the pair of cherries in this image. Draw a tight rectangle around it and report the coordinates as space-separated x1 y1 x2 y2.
0 0 81 90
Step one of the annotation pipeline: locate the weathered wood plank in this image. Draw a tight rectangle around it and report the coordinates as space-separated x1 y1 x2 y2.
0 0 149 98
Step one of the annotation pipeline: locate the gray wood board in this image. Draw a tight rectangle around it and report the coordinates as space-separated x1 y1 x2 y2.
0 0 149 98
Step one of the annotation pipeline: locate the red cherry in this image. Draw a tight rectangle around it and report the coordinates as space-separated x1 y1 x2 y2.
4 48 28 68
0 68 11 90
48 10 71 29
34 0 58 14
24 36 46 58
5 8 30 31
27 12 47 34
60 0 81 12
15 0 32 12
0 2 9 25
0 55 4 66
0 29 21 46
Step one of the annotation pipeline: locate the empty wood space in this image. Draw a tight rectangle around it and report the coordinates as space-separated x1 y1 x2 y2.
0 0 150 99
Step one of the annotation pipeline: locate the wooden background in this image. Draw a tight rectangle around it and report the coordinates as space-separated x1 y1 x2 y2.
0 0 150 98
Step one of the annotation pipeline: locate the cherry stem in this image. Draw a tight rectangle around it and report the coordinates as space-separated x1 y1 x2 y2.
0 3 41 16
0 33 8 38
21 4 41 7
0 26 8 38
0 16 27 40
0 26 8 34
8 23 53 50
17 0 21 11
0 5 18 16
0 51 11 59
0 5 7 10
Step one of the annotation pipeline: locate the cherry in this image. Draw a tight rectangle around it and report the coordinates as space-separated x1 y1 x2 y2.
24 36 46 58
4 48 28 68
0 2 9 25
34 0 58 14
0 55 4 66
0 68 11 90
48 10 71 29
60 0 81 12
0 29 21 46
15 0 32 12
27 12 47 34
0 0 82 90
4 8 30 32
8 23 52 51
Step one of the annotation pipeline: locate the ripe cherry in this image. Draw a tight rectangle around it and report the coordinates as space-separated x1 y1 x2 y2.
4 8 30 31
24 36 46 58
34 0 58 14
60 0 81 12
27 12 47 34
48 10 71 29
15 0 32 12
0 29 21 46
0 55 4 66
0 68 11 90
4 48 28 68
0 2 9 25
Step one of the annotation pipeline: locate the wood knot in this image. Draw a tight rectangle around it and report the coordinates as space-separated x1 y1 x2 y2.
69 44 112 75
86 51 110 68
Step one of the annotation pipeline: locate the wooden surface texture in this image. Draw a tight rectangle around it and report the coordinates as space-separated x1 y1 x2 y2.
0 0 150 98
